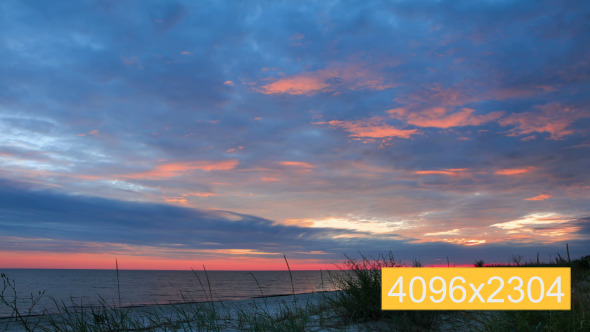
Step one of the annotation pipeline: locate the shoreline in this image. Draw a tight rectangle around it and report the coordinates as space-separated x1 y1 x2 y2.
0 290 343 331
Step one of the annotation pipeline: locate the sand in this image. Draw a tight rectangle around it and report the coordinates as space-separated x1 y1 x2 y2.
0 291 358 331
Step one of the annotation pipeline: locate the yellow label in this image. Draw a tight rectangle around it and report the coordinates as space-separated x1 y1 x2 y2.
382 267 570 310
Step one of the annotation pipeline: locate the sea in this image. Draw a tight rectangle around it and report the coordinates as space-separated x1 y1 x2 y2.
0 269 339 318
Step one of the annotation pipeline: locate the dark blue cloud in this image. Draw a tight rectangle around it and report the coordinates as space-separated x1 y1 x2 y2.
1 178 587 265
0 178 328 251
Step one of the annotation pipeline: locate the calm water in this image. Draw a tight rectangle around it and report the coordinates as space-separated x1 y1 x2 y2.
0 269 339 318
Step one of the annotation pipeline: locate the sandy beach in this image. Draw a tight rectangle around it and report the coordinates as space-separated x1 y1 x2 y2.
0 291 355 331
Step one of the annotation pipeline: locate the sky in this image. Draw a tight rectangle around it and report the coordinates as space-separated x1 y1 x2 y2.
1 0 589 270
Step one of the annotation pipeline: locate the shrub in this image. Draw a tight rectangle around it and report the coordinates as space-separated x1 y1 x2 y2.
329 252 448 330
329 252 400 322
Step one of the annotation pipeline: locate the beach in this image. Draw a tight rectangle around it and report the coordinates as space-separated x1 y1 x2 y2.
0 291 351 331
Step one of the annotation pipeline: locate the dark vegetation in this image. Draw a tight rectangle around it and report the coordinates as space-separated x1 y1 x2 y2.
1 252 588 331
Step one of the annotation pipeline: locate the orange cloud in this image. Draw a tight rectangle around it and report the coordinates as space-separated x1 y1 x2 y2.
164 197 188 205
123 160 238 179
261 177 279 182
279 161 315 168
256 63 393 95
183 192 218 197
415 168 469 176
495 167 535 175
499 103 588 139
258 73 331 95
525 194 552 201
388 107 503 128
320 117 418 139
223 80 234 86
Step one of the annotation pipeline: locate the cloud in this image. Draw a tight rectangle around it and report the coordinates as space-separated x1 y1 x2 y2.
77 129 99 137
279 161 315 168
437 239 487 246
122 160 239 179
318 117 418 139
424 229 460 236
4 177 585 267
491 213 569 230
0 179 340 253
294 217 410 236
415 169 469 176
1 0 589 268
489 212 585 243
389 107 503 129
495 167 535 175
150 3 187 32
257 73 331 95
499 103 589 139
256 63 393 95
184 192 218 197
164 197 187 204
525 194 552 201
261 177 280 182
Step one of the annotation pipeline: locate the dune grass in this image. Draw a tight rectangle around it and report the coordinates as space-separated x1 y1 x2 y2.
327 252 452 331
1 253 589 331
472 255 590 332
327 252 589 332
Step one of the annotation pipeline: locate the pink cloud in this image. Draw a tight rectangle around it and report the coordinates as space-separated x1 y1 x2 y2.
164 197 188 205
525 194 552 201
415 168 469 176
495 167 535 175
499 103 588 139
256 63 393 95
226 146 243 153
279 161 315 168
401 82 557 107
183 192 218 197
520 135 536 141
388 107 503 128
261 177 279 182
122 160 238 179
319 117 418 139
258 74 331 95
